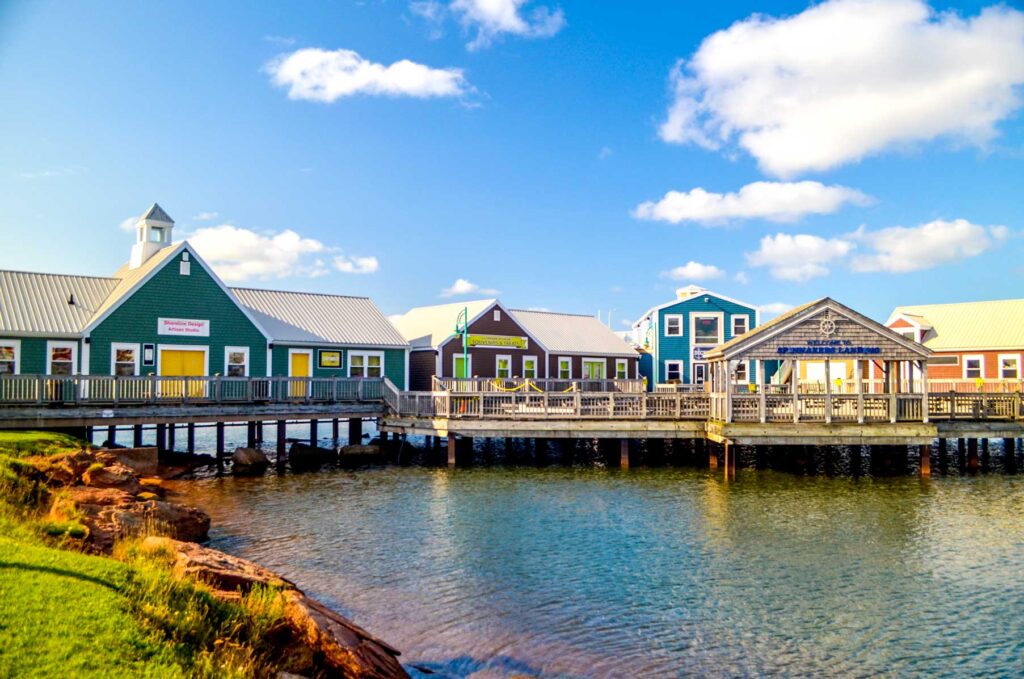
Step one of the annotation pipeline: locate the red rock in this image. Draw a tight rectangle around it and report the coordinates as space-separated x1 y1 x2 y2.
82 463 142 495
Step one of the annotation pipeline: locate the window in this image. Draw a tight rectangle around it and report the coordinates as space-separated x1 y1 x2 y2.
150 227 164 243
665 361 683 382
523 356 538 379
496 355 512 378
731 315 748 338
692 315 722 345
964 355 983 380
350 351 384 378
928 355 958 366
225 347 249 377
0 340 20 375
47 341 77 376
999 355 1020 380
111 343 140 376
582 359 606 380
615 359 628 380
734 361 748 383
493 309 501 322
558 357 572 379
664 315 682 337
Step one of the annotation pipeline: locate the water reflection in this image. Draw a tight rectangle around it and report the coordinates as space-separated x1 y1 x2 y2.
170 467 1024 678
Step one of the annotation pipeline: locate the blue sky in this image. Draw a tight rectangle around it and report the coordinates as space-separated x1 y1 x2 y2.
0 0 1021 327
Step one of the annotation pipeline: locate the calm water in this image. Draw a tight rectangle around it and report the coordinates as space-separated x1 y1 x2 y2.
171 466 1024 678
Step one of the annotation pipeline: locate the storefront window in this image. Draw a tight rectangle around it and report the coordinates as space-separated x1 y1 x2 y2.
0 343 18 375
350 352 383 378
49 345 74 376
114 347 137 376
523 356 537 379
226 347 248 377
693 316 720 345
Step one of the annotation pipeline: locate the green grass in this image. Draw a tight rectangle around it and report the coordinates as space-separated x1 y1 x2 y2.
0 431 87 458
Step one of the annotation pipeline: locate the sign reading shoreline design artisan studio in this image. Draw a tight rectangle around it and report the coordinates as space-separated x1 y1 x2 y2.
319 351 341 369
777 340 881 356
466 334 529 349
157 317 210 337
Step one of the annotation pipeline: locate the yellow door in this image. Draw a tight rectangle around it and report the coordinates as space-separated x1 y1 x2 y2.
290 352 310 397
160 350 206 398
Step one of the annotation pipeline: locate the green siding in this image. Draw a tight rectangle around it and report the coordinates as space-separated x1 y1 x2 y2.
0 337 81 374
271 346 405 386
89 247 267 376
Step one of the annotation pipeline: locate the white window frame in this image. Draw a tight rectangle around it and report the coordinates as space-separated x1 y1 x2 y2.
691 312 724 347
692 362 708 385
557 356 572 380
45 340 78 376
664 314 683 337
581 357 606 380
731 314 748 338
665 360 683 382
110 342 141 376
963 354 984 380
348 350 385 378
224 346 250 377
522 355 539 379
288 348 314 377
615 358 629 380
998 353 1021 380
0 339 22 375
733 360 750 384
493 309 501 322
495 354 512 378
156 344 210 376
452 353 473 378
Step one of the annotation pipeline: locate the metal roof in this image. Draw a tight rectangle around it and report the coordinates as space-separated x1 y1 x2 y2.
511 309 639 357
142 203 174 223
232 287 408 348
0 270 119 336
889 299 1024 351
391 299 498 349
85 245 183 329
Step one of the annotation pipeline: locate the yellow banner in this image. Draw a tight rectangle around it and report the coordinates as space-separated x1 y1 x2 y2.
466 334 528 349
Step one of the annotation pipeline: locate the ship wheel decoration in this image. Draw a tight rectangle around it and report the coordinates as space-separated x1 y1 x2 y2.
819 312 837 337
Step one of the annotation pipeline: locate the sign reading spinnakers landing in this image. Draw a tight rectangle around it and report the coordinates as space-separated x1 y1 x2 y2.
158 318 210 337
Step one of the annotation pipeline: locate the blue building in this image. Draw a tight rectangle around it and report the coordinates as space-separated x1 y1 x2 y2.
632 286 759 389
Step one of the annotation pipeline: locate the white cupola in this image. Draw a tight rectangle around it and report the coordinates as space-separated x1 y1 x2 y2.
129 203 175 269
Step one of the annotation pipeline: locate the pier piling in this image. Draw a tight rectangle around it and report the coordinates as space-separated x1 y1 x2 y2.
967 439 980 471
1005 438 1017 473
133 424 143 447
332 418 339 444
155 423 166 453
310 419 318 446
276 420 287 463
447 433 457 467
348 418 362 446
215 422 225 456
620 439 630 469
187 423 195 455
106 425 116 447
919 444 931 477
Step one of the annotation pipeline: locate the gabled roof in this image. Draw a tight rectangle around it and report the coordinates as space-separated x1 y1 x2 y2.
707 297 929 360
390 299 498 349
142 203 174 223
0 270 119 336
511 309 638 357
634 287 758 326
887 299 1024 351
231 287 408 348
84 244 184 330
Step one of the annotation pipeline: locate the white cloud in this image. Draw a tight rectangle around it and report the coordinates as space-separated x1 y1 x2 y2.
850 219 1008 273
660 261 725 281
659 0 1024 176
266 48 468 102
450 0 565 50
333 255 379 274
410 1 447 38
758 302 793 319
264 35 296 46
118 216 136 231
441 277 500 297
192 211 219 221
598 146 612 160
633 181 871 224
734 271 749 285
186 225 330 282
746 233 853 282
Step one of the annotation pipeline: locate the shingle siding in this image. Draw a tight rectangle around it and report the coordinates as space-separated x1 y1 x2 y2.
88 247 268 376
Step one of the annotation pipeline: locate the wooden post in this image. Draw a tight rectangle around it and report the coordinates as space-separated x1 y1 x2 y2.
332 418 340 444
246 421 256 448
758 361 767 424
620 439 630 469
981 438 990 469
792 359 800 423
255 420 264 445
348 418 362 446
107 425 117 447
167 423 176 452
919 444 931 477
447 433 457 467
216 422 225 456
708 443 719 469
856 359 865 424
938 438 948 472
921 360 929 422
309 419 318 446
133 424 144 447
824 358 832 424
967 438 979 471
276 420 287 461
155 423 167 453
957 438 966 470
1004 438 1017 473
724 440 735 472
187 423 195 454
725 360 733 423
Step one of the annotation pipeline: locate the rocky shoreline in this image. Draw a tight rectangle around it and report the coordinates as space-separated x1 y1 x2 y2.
22 445 409 679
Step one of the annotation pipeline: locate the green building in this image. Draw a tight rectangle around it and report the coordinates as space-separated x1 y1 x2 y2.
0 204 409 388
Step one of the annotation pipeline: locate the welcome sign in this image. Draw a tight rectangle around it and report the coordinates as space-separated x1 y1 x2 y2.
466 334 528 349
158 318 210 337
777 339 880 356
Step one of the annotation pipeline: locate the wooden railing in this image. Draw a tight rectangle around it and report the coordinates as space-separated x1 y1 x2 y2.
432 377 646 393
392 390 711 420
0 374 385 407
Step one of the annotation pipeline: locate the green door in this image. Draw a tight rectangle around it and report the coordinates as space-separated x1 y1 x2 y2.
583 360 605 379
454 356 470 378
